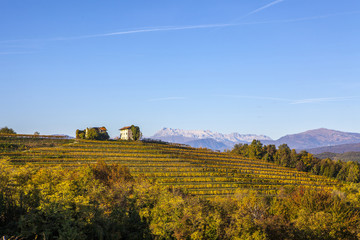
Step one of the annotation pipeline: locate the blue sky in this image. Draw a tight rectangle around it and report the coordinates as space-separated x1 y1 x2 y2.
1 0 360 139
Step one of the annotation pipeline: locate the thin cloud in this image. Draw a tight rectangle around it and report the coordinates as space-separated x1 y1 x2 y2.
214 94 290 102
147 97 186 102
290 97 358 104
215 95 359 105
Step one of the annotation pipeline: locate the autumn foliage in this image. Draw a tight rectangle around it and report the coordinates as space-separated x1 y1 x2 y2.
1 160 360 240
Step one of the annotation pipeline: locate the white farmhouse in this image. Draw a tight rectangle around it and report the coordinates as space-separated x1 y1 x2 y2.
120 126 133 140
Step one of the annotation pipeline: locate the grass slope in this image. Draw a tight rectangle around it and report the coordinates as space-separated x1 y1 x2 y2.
0 134 338 197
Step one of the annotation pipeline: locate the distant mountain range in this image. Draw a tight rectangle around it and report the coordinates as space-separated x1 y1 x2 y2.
150 128 360 153
184 138 229 151
51 134 74 139
264 128 360 150
150 128 272 151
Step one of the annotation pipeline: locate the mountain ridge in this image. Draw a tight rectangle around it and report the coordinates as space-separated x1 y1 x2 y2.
307 142 360 154
150 127 360 152
151 128 272 150
267 128 360 150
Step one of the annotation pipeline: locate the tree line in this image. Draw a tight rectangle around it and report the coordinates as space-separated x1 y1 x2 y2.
0 127 16 135
230 140 360 183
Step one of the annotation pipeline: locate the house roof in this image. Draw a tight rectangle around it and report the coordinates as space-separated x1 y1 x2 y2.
120 126 132 130
87 127 107 132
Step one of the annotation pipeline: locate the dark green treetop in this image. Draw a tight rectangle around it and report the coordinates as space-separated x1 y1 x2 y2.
130 125 141 141
0 126 16 134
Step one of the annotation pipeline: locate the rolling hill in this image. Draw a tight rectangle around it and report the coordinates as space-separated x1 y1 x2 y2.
0 134 337 197
307 142 360 154
315 151 360 163
309 142 360 163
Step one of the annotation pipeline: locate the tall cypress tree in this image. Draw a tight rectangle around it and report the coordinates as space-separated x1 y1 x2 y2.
130 125 141 141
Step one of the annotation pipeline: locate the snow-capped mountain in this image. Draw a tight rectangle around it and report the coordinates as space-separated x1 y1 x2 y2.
150 128 272 150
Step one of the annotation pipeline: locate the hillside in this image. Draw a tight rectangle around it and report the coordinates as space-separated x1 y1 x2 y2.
315 151 360 163
0 134 337 197
307 142 360 154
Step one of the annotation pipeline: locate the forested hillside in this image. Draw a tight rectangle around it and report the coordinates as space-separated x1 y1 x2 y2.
231 140 360 183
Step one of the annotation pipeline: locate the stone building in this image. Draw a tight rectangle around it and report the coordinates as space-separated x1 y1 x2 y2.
120 126 133 140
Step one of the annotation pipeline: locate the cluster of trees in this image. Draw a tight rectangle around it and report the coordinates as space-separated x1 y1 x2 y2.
1 160 360 239
0 127 16 134
231 140 360 183
76 127 110 140
0 127 40 136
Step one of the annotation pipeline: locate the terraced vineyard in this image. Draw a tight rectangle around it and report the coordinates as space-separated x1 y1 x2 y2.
0 134 338 197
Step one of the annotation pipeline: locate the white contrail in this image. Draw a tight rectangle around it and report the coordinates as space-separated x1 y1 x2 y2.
245 11 360 25
0 10 359 43
244 0 285 18
45 10 359 41
0 24 236 43
5 23 239 42
209 0 285 32
226 0 285 24
0 1 286 43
